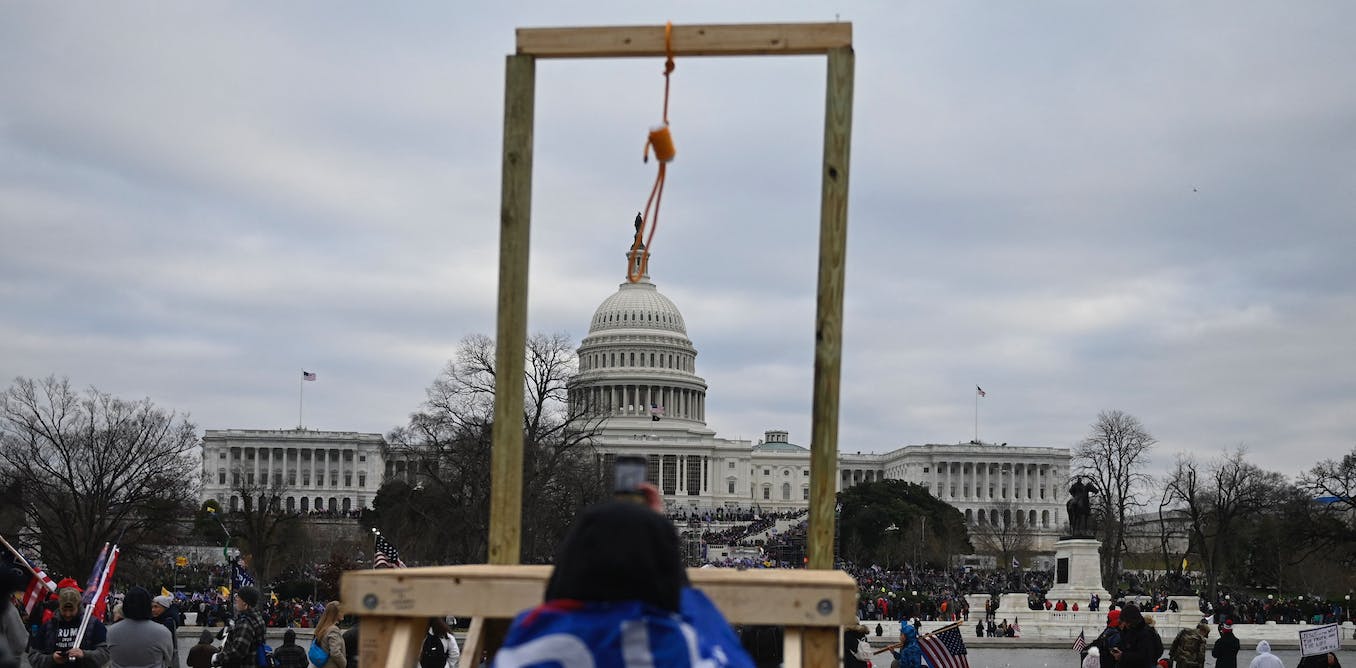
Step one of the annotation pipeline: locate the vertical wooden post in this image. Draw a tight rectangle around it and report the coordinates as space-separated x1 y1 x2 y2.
489 53 536 566
804 44 853 668
807 45 853 569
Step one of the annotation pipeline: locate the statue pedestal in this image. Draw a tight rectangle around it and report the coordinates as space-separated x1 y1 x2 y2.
1044 538 1111 606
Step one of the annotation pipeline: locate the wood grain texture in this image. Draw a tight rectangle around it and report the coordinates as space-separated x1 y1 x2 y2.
342 565 855 626
517 22 851 58
808 46 854 571
802 627 842 668
357 617 424 668
489 54 535 566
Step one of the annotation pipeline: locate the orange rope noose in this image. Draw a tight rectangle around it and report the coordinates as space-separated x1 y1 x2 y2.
629 22 676 283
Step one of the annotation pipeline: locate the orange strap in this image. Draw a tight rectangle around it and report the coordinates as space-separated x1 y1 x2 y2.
629 22 676 283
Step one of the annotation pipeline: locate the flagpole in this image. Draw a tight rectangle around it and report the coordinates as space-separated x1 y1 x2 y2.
0 534 41 579
974 388 979 443
75 545 117 647
298 370 304 429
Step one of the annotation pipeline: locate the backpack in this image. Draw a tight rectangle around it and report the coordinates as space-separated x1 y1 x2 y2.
420 633 448 668
257 643 275 668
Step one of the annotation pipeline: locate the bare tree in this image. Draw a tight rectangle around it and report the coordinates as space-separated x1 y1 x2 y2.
215 463 305 583
970 500 1036 571
1073 409 1156 591
1162 448 1286 603
0 376 198 579
371 333 607 564
1295 444 1356 565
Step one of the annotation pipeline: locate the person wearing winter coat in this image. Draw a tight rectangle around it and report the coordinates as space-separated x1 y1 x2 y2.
423 618 460 668
150 596 180 668
107 587 174 668
1110 604 1161 668
310 602 347 668
28 586 110 668
1082 646 1101 668
1169 622 1211 668
888 622 922 668
212 587 267 668
1211 620 1241 668
842 624 870 668
186 631 216 668
1085 610 1121 668
271 630 307 668
1247 640 1283 668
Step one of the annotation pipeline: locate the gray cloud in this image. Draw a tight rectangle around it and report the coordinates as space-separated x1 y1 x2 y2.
2 2 1353 481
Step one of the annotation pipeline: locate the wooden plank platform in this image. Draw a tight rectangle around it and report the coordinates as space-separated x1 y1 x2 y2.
342 564 858 627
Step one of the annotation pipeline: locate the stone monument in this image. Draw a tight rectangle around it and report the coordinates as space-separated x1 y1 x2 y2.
1043 477 1111 605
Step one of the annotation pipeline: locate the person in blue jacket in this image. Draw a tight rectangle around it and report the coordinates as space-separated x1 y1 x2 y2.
890 621 922 668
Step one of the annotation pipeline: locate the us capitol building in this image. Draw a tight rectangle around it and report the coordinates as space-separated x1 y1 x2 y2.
201 242 1072 549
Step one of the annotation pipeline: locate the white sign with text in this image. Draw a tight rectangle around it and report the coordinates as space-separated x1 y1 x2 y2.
1299 624 1341 657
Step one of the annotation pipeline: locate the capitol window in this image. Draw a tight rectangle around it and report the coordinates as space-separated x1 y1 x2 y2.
728 461 735 469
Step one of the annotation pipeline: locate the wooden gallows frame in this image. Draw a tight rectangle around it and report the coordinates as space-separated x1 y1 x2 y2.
343 21 857 668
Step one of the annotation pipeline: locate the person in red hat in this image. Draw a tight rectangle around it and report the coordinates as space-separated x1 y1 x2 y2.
1083 609 1121 668
1211 619 1240 668
28 580 108 668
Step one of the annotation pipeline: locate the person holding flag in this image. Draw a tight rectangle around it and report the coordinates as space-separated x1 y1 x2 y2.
887 621 923 668
212 586 266 668
28 582 109 668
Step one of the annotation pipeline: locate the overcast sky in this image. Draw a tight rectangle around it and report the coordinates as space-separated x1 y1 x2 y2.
2 2 1352 479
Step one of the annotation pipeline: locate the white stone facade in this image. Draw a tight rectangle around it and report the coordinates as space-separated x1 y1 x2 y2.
200 428 385 514
199 246 1074 553
568 247 1073 550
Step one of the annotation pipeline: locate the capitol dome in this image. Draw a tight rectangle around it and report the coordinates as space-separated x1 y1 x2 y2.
568 242 709 427
588 280 687 335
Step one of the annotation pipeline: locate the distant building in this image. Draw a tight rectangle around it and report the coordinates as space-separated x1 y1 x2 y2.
200 428 384 514
200 240 1075 551
568 240 1073 550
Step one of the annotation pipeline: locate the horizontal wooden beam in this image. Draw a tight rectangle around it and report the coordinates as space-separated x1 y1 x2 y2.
343 564 857 626
516 22 852 59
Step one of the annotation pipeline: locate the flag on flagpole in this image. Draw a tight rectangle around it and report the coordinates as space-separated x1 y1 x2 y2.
7 550 57 615
976 386 986 397
919 624 970 668
1072 630 1089 654
650 402 664 422
161 587 172 598
81 543 110 605
93 547 119 620
373 533 406 569
302 371 317 381
1011 557 1020 569
231 559 255 588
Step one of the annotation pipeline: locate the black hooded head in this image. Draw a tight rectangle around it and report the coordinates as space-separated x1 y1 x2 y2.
123 587 153 621
544 501 688 612
1119 603 1144 626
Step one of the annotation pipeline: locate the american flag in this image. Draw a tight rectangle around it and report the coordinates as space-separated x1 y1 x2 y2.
919 625 970 668
14 554 57 615
976 386 986 397
302 371 317 381
650 402 664 422
1072 630 1088 654
374 533 406 569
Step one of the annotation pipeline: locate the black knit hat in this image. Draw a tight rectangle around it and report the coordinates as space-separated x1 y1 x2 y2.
123 587 153 621
236 586 260 608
